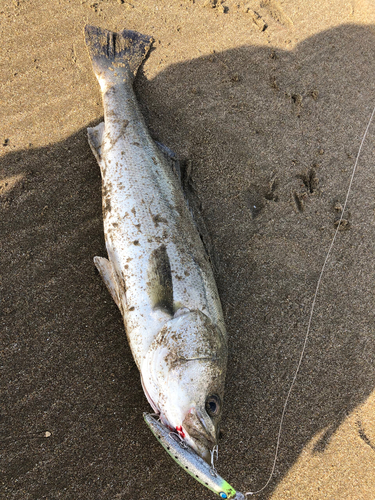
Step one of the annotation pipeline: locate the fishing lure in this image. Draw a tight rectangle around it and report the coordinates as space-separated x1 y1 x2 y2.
144 413 245 499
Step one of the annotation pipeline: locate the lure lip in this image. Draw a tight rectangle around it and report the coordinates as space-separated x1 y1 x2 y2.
143 412 242 499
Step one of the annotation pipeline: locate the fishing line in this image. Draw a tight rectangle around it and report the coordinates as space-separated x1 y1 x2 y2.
245 104 375 497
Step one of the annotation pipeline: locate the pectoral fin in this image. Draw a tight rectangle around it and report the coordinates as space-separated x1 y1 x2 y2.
147 245 174 316
94 256 120 309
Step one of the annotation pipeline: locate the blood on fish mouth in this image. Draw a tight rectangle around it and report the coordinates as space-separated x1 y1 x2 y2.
176 425 185 439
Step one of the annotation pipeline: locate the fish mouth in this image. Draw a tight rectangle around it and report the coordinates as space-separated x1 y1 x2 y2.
182 407 217 464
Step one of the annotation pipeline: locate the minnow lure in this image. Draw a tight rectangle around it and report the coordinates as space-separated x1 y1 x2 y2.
144 413 245 499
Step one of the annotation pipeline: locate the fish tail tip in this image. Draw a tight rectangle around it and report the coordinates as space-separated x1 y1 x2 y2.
84 25 153 81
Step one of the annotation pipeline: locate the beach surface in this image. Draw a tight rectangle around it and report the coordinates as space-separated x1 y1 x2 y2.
1 1 375 499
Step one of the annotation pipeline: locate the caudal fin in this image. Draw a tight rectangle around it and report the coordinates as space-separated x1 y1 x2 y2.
84 25 153 81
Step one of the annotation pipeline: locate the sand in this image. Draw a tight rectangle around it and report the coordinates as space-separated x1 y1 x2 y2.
2 0 375 499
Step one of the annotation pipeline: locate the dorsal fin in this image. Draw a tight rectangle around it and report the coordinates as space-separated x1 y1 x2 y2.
155 141 181 181
154 142 217 272
180 160 218 273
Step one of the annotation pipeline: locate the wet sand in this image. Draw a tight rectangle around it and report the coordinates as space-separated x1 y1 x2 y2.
2 1 375 499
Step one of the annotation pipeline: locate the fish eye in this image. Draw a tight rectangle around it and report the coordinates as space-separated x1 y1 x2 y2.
205 395 221 417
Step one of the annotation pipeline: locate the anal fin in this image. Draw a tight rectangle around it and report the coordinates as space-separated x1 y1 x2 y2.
87 122 105 163
94 256 120 309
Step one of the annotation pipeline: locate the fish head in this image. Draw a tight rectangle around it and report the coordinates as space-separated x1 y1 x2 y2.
142 309 227 464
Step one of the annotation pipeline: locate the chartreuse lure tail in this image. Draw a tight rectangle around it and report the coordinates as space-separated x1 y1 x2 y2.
144 414 245 499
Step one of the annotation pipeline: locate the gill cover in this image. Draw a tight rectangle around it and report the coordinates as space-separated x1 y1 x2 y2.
142 309 227 426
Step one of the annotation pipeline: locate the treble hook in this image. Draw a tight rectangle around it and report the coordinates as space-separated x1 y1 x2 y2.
168 431 188 449
210 444 219 477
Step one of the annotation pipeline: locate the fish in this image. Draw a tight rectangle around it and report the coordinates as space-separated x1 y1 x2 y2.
84 24 230 476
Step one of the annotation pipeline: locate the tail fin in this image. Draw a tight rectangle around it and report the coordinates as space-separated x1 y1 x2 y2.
84 25 153 81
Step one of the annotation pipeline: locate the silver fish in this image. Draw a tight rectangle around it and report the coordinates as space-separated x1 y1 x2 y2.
84 26 227 470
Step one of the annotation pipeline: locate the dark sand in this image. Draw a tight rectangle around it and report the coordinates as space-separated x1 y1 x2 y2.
2 1 375 499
